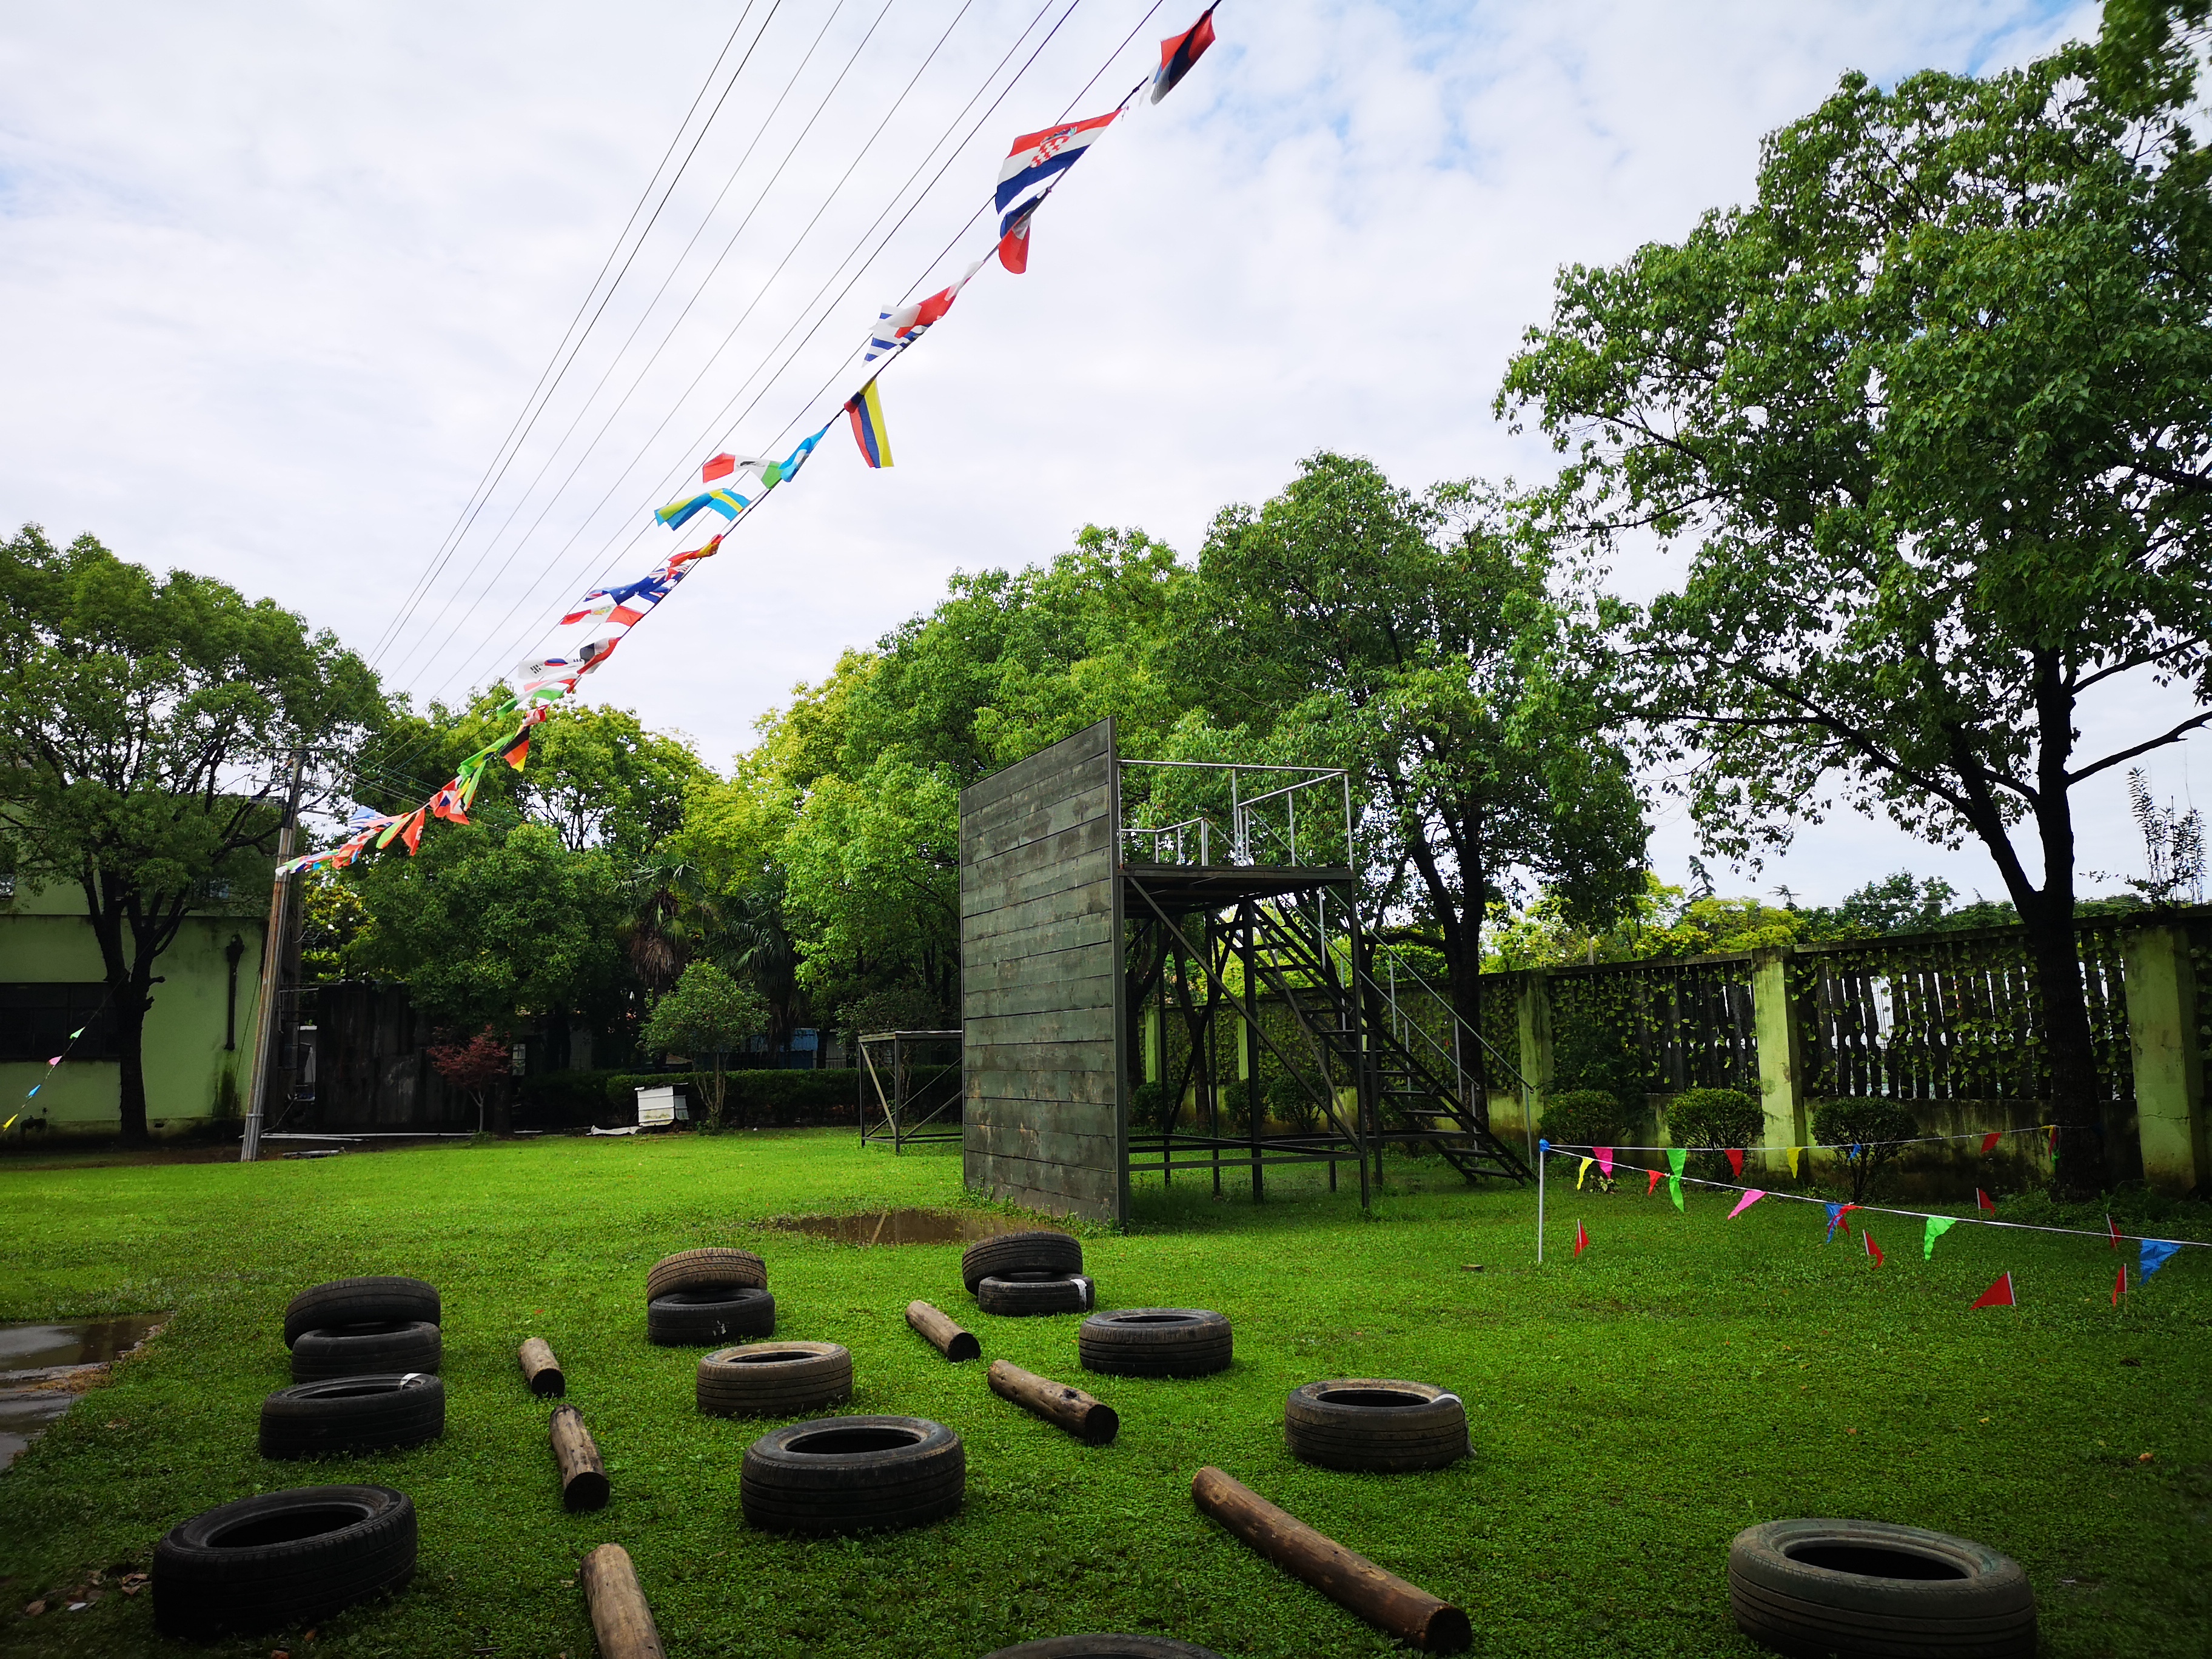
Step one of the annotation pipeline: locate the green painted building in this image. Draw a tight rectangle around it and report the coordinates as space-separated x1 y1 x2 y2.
0 875 267 1141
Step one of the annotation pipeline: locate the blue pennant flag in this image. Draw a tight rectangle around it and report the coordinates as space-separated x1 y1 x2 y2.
2139 1239 2183 1280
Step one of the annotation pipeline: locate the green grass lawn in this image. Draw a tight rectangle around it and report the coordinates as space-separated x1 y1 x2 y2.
1 1130 2207 1659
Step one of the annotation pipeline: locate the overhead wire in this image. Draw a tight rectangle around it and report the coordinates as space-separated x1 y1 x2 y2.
346 0 1171 814
418 0 1114 716
365 1 777 671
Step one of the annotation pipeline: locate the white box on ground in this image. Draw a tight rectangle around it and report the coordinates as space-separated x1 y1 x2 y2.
634 1085 690 1127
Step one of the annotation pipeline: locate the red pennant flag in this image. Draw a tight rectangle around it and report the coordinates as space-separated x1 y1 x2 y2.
997 203 1037 273
1863 1228 1884 1267
1969 1272 2016 1309
1646 1167 1665 1196
2113 1264 2126 1306
702 452 737 481
1574 1219 1589 1258
2107 1213 2122 1250
1976 1188 1996 1215
1726 1148 1744 1178
1980 1131 2002 1155
399 807 427 855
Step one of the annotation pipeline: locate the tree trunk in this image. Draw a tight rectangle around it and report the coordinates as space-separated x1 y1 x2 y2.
711 1056 728 1127
113 988 152 1145
2022 900 2104 1195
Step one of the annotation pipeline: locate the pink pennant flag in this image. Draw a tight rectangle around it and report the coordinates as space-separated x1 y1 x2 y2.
1728 1190 1766 1219
1595 1147 1614 1179
46 1055 62 1067
1980 1131 2002 1155
1646 1167 1665 1196
1726 1148 1745 1178
1970 1271 2017 1309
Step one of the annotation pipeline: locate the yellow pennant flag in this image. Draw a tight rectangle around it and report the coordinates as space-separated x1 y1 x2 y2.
1577 1157 1594 1189
1786 1147 1803 1178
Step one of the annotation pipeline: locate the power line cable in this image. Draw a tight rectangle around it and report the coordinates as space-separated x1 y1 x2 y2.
417 0 1107 714
383 0 902 691
366 1 779 670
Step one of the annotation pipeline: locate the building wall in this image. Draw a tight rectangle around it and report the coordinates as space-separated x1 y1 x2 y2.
959 719 1129 1225
0 879 266 1140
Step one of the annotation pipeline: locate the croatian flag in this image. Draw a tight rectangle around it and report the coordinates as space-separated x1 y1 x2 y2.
1150 6 1218 104
993 113 1118 269
866 261 983 362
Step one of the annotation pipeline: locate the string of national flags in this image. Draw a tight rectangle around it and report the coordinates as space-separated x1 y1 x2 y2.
283 6 1224 882
1535 1138 2205 1308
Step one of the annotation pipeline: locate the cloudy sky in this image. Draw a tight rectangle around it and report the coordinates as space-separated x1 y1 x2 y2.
7 0 2194 907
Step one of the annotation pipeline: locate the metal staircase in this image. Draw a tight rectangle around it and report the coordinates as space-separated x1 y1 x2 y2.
1244 897 1530 1185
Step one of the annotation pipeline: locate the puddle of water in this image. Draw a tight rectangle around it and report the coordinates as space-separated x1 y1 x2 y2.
0 1315 164 1470
765 1208 1056 1246
0 1316 164 1373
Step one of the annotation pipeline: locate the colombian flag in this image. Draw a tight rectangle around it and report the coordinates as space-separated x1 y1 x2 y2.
843 379 893 469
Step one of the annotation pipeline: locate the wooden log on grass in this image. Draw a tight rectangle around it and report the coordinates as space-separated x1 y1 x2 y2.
1191 1465 1470 1653
518 1335 566 1396
551 1404 611 1512
987 1358 1118 1445
906 1299 981 1361
579 1543 665 1659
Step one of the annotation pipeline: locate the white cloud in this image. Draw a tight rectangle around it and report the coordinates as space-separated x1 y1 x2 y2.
9 0 2192 907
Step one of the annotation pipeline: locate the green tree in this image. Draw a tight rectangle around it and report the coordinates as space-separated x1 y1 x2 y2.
1500 47 2212 1187
346 821 626 1051
0 528 384 1141
640 961 768 1125
1179 453 1648 1046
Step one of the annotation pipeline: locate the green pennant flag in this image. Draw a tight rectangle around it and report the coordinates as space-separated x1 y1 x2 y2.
1924 1215 1959 1261
1665 1146 1687 1211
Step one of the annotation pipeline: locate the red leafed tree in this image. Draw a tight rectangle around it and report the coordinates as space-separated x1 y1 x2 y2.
428 1027 510 1136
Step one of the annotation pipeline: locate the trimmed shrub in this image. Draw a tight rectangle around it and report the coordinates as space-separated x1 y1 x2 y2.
1665 1086 1765 1180
1267 1071 1322 1134
1811 1098 1919 1201
1130 1081 1168 1131
1540 1088 1630 1150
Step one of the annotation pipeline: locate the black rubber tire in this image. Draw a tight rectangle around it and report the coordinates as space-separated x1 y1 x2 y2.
152 1484 416 1637
961 1230 1082 1292
647 1287 776 1347
976 1273 1095 1316
1284 1379 1467 1473
1728 1518 2036 1658
283 1277 439 1347
740 1415 964 1533
290 1321 441 1382
698 1342 853 1417
984 1640 1225 1658
258 1374 445 1458
647 1247 768 1301
1078 1309 1232 1378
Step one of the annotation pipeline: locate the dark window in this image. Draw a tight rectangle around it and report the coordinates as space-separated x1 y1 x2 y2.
0 985 122 1063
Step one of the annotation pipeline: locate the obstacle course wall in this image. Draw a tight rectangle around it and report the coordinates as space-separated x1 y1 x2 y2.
959 719 1128 1224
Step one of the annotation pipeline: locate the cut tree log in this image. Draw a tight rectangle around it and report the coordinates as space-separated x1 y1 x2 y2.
579 1543 665 1659
987 1359 1119 1445
551 1404 611 1512
1190 1466 1470 1653
907 1299 981 1361
518 1336 566 1396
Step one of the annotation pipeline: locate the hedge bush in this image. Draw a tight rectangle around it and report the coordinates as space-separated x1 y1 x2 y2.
1665 1086 1764 1179
1540 1088 1631 1150
515 1068 875 1130
1810 1097 1919 1201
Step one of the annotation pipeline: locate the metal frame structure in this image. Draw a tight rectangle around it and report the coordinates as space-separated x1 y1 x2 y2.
858 1029 963 1151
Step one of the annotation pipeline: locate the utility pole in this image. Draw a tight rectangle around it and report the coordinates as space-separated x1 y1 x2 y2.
240 751 305 1162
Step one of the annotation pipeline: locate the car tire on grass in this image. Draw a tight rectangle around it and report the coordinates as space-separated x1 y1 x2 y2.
1078 1309 1232 1378
648 1287 776 1347
258 1374 444 1458
983 1640 1225 1658
282 1277 439 1347
960 1230 1081 1292
976 1273 1094 1317
646 1247 768 1301
1284 1379 1467 1473
697 1342 852 1417
1728 1518 2036 1658
290 1321 441 1382
152 1484 415 1637
740 1415 964 1533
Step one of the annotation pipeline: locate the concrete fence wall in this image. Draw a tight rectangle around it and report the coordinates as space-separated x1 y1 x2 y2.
1481 919 2210 1198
